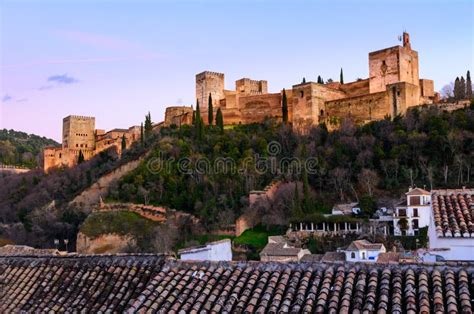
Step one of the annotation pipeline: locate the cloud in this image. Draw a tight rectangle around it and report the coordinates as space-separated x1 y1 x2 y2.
2 94 12 102
38 85 54 91
47 74 79 84
16 98 28 103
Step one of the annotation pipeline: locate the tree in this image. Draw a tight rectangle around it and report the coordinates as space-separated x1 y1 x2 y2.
441 83 454 100
317 76 323 84
454 77 461 100
357 168 379 196
121 134 126 151
282 89 288 124
144 112 153 140
216 108 224 134
302 77 306 84
460 76 466 99
140 123 144 146
467 70 473 99
208 93 213 126
77 150 84 164
340 68 344 84
195 100 204 140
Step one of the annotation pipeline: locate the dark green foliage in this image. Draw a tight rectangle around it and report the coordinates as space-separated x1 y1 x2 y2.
359 195 377 217
282 89 288 124
340 68 344 84
140 123 144 146
77 150 85 164
144 112 153 140
121 134 127 151
208 93 213 126
0 129 58 168
467 70 472 99
216 108 224 134
302 77 306 84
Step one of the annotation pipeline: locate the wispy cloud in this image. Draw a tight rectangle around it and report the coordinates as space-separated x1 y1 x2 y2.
47 74 79 84
38 85 54 91
2 94 12 103
16 98 28 103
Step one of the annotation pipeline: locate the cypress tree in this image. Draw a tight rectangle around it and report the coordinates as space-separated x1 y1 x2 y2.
140 123 144 146
340 68 344 84
302 77 306 84
460 76 466 99
144 112 153 139
195 101 204 140
121 134 126 151
317 75 322 84
216 108 224 134
292 183 303 218
282 89 288 124
208 93 213 126
77 150 84 164
192 110 196 125
454 77 461 100
467 71 473 99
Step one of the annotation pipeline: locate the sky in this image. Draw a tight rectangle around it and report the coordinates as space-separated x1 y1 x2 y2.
1 0 473 141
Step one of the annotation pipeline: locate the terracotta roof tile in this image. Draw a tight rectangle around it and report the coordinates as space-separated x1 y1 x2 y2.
0 255 473 312
431 189 474 237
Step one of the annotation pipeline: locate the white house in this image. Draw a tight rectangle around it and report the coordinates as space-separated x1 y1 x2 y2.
259 236 310 262
178 239 232 261
393 187 431 236
343 240 386 263
427 188 474 261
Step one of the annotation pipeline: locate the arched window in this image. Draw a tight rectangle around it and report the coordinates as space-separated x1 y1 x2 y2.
300 91 304 98
351 252 355 259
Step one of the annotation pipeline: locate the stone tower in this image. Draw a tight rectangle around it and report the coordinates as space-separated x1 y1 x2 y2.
195 71 225 122
368 32 419 94
62 115 95 150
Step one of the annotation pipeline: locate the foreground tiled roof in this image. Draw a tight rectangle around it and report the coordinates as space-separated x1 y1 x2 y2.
432 189 474 237
1 255 474 313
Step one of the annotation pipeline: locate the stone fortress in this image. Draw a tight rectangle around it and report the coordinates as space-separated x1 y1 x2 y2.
44 33 438 171
166 32 438 129
43 115 140 172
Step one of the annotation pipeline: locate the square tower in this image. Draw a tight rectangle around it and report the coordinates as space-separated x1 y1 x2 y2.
368 33 419 93
62 115 95 150
195 71 225 112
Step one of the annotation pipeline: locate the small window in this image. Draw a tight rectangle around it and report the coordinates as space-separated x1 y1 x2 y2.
76 144 79 147
362 252 366 259
351 252 355 259
413 208 419 217
59 153 62 158
300 91 304 98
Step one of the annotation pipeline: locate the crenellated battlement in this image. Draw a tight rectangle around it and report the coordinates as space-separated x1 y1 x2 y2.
196 71 224 78
64 115 95 121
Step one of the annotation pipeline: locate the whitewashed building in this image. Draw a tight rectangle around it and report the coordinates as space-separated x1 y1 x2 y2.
393 187 432 236
428 188 474 261
178 239 232 261
343 240 386 263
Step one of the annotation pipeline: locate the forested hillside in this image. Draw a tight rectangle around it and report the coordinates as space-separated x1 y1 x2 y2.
0 129 59 168
0 103 473 249
111 104 474 228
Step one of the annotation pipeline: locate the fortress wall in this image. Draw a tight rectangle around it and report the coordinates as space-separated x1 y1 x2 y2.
164 106 194 126
325 91 390 128
338 79 370 97
238 93 282 124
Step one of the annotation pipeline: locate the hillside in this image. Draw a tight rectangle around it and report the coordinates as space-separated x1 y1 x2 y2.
0 103 473 251
0 129 59 168
110 104 474 232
